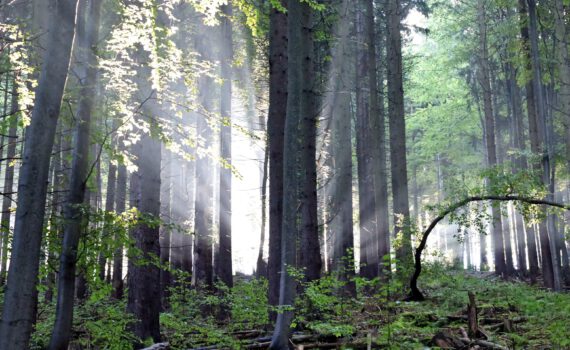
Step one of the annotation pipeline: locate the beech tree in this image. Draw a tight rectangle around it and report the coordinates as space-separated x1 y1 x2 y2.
0 0 79 348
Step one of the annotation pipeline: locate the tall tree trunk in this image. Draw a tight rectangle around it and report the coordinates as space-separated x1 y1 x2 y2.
217 3 233 289
523 0 559 290
125 4 163 345
193 28 214 290
299 2 321 283
48 0 101 347
356 0 378 280
160 145 172 308
267 0 287 318
45 130 61 303
477 0 506 276
269 0 305 346
553 0 570 281
127 107 162 345
370 10 391 274
257 145 269 278
330 0 356 297
99 156 117 281
183 159 195 277
387 0 412 266
170 155 185 275
0 82 18 286
505 61 531 274
0 0 79 348
112 158 127 299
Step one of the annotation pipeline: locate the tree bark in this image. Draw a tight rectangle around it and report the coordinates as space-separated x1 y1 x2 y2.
299 1 321 284
217 3 233 290
256 145 269 278
127 108 162 345
524 0 560 290
0 0 79 348
99 156 117 281
0 82 18 286
193 26 214 291
267 0 287 319
160 145 172 308
269 0 304 347
369 10 391 274
329 0 356 297
112 158 127 299
48 0 102 347
477 0 506 275
387 0 412 266
356 0 378 280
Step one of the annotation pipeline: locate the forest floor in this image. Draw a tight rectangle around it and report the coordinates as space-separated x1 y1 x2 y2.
183 266 570 350
14 264 570 349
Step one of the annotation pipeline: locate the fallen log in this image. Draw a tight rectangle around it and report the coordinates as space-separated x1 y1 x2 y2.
459 337 508 350
430 330 466 349
444 315 526 325
141 343 170 350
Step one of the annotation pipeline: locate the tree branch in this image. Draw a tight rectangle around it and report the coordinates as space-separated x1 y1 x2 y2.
408 195 570 301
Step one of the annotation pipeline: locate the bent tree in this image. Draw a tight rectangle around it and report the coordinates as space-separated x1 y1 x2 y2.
408 195 570 301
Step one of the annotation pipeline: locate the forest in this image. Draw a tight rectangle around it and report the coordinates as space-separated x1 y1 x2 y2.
0 0 569 349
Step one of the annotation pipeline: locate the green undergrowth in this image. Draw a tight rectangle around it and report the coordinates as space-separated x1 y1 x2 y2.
372 262 570 349
4 262 569 349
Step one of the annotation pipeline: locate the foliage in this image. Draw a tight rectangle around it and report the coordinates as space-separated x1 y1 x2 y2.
160 276 269 349
230 278 269 330
289 266 360 338
30 298 138 350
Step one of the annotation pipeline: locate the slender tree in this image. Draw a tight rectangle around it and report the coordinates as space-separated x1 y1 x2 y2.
0 83 18 286
193 22 215 290
267 0 288 316
111 152 127 299
477 0 506 275
369 1 391 275
387 0 412 265
217 2 233 290
0 0 79 347
299 0 322 283
48 0 102 347
518 0 559 289
355 0 378 279
328 0 356 297
160 145 172 307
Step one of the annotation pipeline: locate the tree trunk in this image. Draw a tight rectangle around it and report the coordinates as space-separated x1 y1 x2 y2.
112 158 127 299
368 0 390 275
477 0 506 276
329 0 356 297
125 4 162 345
48 0 102 347
523 0 559 290
217 3 233 290
387 0 412 266
99 157 117 281
127 110 162 345
160 145 172 308
269 0 304 346
299 2 321 284
0 0 79 347
267 0 287 319
257 145 269 278
193 28 214 290
0 82 18 286
356 0 378 280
